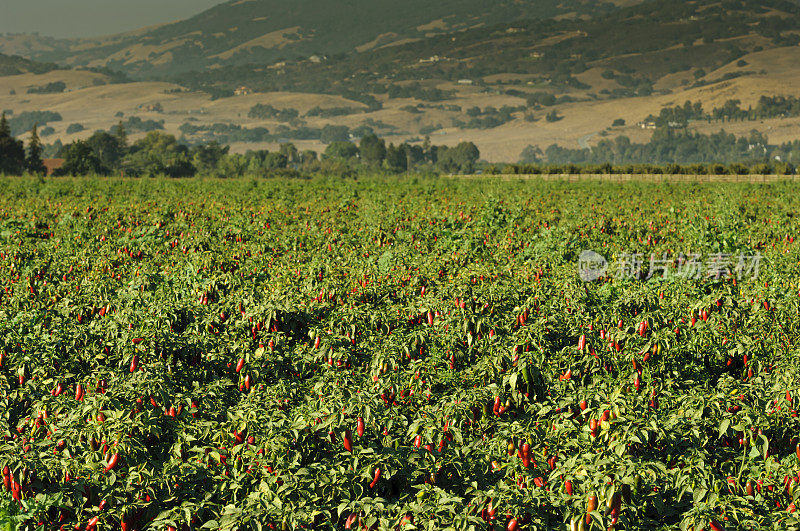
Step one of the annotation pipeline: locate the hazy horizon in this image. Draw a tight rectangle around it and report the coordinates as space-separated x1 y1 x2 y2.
0 0 224 38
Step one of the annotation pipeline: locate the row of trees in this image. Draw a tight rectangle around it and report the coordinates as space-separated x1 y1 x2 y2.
321 135 480 174
523 128 798 167
646 97 800 129
497 161 795 176
2 113 482 177
56 126 214 177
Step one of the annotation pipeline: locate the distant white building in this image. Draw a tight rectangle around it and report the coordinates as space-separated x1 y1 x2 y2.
458 79 474 85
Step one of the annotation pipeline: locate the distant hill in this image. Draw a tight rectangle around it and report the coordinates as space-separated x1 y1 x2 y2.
3 0 800 164
0 52 57 76
0 0 629 76
2 0 798 90
171 0 800 98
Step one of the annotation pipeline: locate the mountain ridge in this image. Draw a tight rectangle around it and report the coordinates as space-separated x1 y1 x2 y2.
0 0 630 76
2 0 800 164
0 52 58 76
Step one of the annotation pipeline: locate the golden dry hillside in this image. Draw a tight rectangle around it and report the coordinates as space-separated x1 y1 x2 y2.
2 0 800 163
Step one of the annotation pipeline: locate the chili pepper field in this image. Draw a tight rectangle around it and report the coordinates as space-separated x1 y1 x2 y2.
2 176 800 531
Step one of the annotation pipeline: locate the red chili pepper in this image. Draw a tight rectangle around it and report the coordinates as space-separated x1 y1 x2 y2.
369 467 381 488
104 453 120 472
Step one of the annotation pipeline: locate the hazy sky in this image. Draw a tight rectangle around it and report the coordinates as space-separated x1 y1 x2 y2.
0 0 225 38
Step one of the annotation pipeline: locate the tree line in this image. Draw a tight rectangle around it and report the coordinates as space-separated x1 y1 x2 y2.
0 112 481 177
495 161 795 176
521 128 800 169
646 96 800 128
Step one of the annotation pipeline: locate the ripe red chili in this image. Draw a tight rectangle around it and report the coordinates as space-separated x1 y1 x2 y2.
104 453 120 472
369 467 381 488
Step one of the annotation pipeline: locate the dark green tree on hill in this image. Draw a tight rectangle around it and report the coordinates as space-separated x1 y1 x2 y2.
124 131 194 177
324 141 359 160
26 124 46 175
279 143 299 164
385 143 407 173
0 112 25 175
359 134 386 166
437 142 480 174
57 141 109 176
86 131 127 171
191 141 229 173
112 121 128 148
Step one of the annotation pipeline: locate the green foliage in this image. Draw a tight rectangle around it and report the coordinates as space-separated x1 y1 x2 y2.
527 92 557 107
180 122 272 143
320 124 351 144
386 83 454 102
0 52 58 76
278 143 299 164
0 498 17 531
323 141 359 160
0 112 25 175
540 128 784 166
25 125 45 175
6 111 62 137
56 140 109 176
359 134 386 166
163 0 795 109
384 143 407 172
504 159 797 175
247 104 299 122
65 123 85 134
123 131 194 177
263 151 288 170
436 141 480 173
26 81 66 95
453 106 520 130
0 177 799 530
2 103 478 177
518 145 544 165
305 106 363 118
119 116 164 133
85 131 126 171
191 142 230 174
545 110 562 123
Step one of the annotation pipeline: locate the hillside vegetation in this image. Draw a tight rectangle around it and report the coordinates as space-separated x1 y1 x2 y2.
0 53 57 76
2 177 800 530
2 0 800 163
0 0 625 76
174 0 800 100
